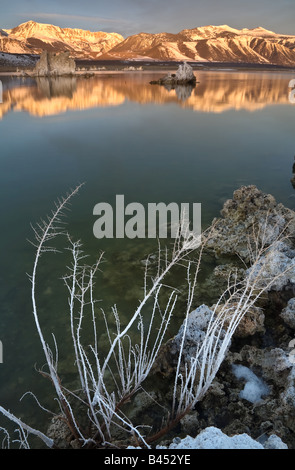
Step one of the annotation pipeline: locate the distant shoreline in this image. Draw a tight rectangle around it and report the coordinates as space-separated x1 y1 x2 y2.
76 59 295 73
0 55 295 75
77 59 295 70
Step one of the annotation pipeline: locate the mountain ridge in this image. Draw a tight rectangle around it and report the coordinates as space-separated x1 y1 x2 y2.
0 21 124 59
99 24 295 66
1 21 295 66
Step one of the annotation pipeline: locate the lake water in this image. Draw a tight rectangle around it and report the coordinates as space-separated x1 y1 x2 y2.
0 69 295 444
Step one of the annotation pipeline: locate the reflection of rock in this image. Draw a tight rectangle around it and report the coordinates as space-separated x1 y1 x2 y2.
150 62 196 86
1 72 294 120
0 77 126 118
32 51 75 77
174 84 194 101
36 77 77 99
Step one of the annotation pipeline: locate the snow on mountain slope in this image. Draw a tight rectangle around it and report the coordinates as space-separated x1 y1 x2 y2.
0 21 124 58
0 37 33 54
101 25 295 66
0 22 294 66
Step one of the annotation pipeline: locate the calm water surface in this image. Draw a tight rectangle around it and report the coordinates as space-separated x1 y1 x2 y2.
0 69 294 441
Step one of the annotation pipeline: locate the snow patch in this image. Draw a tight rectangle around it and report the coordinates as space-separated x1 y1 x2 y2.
232 364 269 403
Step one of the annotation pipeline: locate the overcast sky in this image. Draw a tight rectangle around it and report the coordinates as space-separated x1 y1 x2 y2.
2 0 295 37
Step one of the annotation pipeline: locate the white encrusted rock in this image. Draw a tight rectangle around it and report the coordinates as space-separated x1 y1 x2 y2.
246 241 295 291
280 298 295 329
175 62 196 82
263 435 288 449
157 427 264 449
150 62 196 86
207 185 295 264
170 304 215 361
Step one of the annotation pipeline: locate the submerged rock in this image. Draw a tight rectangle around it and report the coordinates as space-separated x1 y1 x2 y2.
31 51 76 76
150 62 197 86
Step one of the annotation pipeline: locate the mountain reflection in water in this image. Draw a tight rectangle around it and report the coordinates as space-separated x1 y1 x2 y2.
0 70 293 119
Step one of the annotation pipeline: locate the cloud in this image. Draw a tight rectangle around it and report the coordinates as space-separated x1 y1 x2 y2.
18 12 128 25
16 11 133 35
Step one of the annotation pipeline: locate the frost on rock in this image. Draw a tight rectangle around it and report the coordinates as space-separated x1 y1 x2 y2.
280 366 295 408
213 302 265 337
246 241 295 292
156 427 264 449
232 364 269 403
131 427 288 450
207 185 295 264
169 304 231 365
170 305 218 362
280 298 295 329
264 435 288 449
175 62 196 82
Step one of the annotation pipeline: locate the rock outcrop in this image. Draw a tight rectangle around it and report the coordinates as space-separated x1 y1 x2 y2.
280 298 295 329
207 185 295 262
149 185 295 449
31 51 76 76
150 62 197 86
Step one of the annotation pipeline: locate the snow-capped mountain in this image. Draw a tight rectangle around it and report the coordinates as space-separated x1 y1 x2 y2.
100 25 295 66
0 21 124 59
0 22 295 66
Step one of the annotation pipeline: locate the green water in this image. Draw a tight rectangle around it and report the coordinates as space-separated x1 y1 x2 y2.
0 69 294 443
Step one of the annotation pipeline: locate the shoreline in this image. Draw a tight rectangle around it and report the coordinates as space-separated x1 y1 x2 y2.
0 57 295 76
1 66 295 78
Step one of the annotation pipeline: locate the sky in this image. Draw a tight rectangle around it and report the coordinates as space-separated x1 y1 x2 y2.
2 0 295 37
